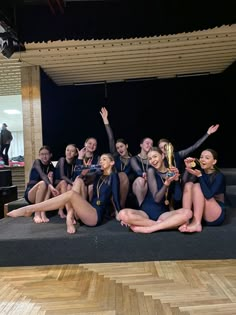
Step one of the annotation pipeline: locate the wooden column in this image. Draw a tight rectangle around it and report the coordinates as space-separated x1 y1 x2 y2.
21 66 43 184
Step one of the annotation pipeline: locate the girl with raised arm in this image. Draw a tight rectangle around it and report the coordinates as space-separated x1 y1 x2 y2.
100 107 132 207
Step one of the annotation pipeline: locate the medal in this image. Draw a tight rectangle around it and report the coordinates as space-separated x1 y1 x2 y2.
190 161 196 168
165 199 169 206
96 200 101 206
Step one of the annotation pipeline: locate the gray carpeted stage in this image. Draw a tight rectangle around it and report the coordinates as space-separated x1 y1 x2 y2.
0 207 236 267
1 168 236 267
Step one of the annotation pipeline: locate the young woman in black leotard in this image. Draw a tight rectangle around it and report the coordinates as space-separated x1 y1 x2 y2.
55 143 78 218
179 148 226 233
157 124 220 177
100 107 132 207
24 145 60 223
130 137 153 206
73 137 100 201
118 147 192 234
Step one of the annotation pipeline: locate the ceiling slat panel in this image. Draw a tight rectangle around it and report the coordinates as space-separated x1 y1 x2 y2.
0 24 236 96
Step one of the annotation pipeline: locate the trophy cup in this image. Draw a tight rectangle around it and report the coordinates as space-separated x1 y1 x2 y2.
165 143 175 177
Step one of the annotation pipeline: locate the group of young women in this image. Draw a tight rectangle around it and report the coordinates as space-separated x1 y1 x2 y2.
7 108 226 236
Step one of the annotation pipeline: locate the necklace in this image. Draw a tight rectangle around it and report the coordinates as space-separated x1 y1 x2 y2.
120 156 130 171
96 175 107 206
159 173 169 206
138 155 148 173
83 155 93 167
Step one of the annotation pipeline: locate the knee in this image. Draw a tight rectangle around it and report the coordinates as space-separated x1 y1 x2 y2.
72 177 83 189
38 181 47 191
60 180 67 187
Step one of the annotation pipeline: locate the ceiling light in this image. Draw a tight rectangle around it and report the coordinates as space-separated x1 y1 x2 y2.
3 109 21 115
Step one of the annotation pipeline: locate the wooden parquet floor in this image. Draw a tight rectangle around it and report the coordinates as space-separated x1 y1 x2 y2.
0 260 236 315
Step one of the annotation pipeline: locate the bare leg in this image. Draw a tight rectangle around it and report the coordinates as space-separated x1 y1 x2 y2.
27 181 48 224
40 185 51 223
181 183 204 233
40 171 54 223
66 207 77 234
131 209 192 233
72 178 88 221
178 182 194 232
7 190 98 227
119 208 153 227
182 182 194 208
72 177 87 198
56 180 68 218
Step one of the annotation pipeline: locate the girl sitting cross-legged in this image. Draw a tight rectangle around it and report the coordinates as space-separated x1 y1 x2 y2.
118 147 192 233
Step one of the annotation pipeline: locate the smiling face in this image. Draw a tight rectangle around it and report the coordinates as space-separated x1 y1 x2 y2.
140 137 153 154
147 148 165 170
85 138 97 153
158 141 169 155
99 154 115 174
65 144 77 160
116 141 128 157
199 150 217 171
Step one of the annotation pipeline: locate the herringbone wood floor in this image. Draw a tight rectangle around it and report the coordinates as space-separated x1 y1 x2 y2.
0 260 236 315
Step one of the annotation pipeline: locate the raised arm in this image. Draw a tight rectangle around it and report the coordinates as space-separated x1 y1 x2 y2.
100 107 116 155
178 124 220 158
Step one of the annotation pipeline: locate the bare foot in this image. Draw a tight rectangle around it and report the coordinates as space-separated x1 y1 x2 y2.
7 207 32 218
33 214 43 223
41 214 50 223
120 220 130 227
178 223 188 232
184 222 202 233
66 214 76 234
130 225 157 233
58 209 67 219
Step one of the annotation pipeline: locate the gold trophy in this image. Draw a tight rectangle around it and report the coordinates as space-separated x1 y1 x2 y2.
165 143 175 177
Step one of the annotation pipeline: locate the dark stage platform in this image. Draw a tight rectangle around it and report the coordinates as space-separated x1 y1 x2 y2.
0 207 236 267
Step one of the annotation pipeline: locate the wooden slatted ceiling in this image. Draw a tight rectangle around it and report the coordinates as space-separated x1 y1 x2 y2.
0 24 236 96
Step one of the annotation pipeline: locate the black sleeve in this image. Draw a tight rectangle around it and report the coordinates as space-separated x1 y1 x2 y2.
33 159 51 186
56 157 73 185
178 133 209 158
130 156 143 177
104 124 116 155
147 167 167 203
